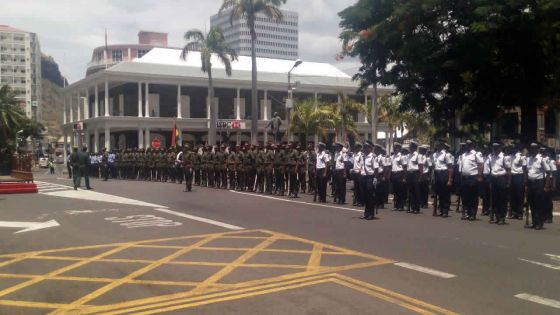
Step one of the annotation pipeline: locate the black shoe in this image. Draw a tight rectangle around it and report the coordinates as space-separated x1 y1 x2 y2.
545 219 553 224
497 220 505 225
365 216 376 220
86 187 93 190
535 225 543 230
442 214 449 218
360 216 368 220
74 187 77 190
525 224 536 229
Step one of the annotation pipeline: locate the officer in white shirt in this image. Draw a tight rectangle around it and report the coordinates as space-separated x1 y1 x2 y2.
360 142 378 220
507 144 525 219
406 141 423 213
390 143 406 211
315 142 330 203
480 144 492 216
351 143 364 206
375 147 390 209
526 143 551 229
333 143 347 204
433 142 454 217
419 145 431 209
488 143 511 224
460 140 484 220
542 147 557 224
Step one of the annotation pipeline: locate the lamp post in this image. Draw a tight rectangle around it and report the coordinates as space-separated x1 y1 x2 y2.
286 59 303 141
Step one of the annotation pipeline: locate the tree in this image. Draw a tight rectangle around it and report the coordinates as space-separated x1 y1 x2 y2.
0 85 27 147
324 93 366 143
376 94 403 151
181 27 237 145
220 0 287 145
339 0 560 144
290 98 333 143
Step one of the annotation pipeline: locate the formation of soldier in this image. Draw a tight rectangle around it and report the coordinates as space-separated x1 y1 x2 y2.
84 139 559 230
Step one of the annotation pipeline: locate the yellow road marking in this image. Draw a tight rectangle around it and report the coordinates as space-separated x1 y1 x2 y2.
307 244 323 271
0 299 76 310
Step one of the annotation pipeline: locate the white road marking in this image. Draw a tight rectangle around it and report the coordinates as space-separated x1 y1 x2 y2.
519 258 560 270
545 254 560 262
154 208 244 231
229 190 363 213
0 220 60 234
515 293 560 309
105 215 182 228
393 262 457 279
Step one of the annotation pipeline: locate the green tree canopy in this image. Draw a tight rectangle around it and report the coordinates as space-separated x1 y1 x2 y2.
339 0 560 143
0 85 27 146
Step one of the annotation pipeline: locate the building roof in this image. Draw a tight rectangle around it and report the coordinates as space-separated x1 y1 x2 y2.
0 25 27 33
105 47 360 90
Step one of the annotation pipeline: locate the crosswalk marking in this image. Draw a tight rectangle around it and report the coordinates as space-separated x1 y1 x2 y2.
35 181 74 194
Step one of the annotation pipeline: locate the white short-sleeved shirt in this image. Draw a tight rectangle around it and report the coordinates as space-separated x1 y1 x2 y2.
316 151 330 169
434 150 454 171
391 153 404 172
460 150 484 176
527 154 550 180
334 151 346 170
423 155 431 174
489 152 510 176
407 151 421 171
352 152 363 173
549 158 557 172
362 153 378 176
510 152 526 175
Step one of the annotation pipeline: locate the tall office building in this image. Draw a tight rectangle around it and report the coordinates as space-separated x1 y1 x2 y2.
0 25 42 121
210 8 298 60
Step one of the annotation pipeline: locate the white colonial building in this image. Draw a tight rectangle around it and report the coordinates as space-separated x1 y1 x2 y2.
62 47 391 152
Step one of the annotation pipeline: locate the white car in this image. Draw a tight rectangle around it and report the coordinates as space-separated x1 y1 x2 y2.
39 157 49 168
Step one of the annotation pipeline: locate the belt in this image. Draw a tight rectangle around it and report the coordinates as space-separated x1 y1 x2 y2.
528 178 544 182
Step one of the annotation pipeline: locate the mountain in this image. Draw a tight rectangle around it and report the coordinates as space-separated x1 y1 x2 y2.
40 79 64 140
41 54 68 87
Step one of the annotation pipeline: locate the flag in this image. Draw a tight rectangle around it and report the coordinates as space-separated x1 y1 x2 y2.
176 128 182 146
171 119 177 147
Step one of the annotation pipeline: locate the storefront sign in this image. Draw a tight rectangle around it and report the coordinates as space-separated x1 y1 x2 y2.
216 120 245 129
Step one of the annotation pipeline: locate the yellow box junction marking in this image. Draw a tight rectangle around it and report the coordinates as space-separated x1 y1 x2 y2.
0 229 457 314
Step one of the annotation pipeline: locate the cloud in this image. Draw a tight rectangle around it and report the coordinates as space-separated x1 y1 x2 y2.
0 0 359 83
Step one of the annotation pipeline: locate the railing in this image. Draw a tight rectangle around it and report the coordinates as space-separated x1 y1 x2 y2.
87 56 135 68
11 153 34 183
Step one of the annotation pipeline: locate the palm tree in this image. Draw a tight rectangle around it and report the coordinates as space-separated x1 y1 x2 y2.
0 85 27 146
290 98 333 143
325 93 366 142
377 94 403 151
181 27 237 145
220 0 287 145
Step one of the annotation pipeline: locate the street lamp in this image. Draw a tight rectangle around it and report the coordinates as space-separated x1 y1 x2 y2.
286 59 303 141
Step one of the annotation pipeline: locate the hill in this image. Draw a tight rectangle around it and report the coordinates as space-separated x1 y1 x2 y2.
40 78 64 140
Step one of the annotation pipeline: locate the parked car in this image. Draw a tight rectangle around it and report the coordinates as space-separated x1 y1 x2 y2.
39 157 49 168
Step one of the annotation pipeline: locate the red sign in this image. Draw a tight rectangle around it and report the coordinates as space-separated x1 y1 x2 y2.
151 138 161 149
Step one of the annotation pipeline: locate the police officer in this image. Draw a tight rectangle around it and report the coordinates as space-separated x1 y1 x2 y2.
406 141 423 214
315 142 330 203
460 140 484 221
361 142 377 220
419 145 431 208
333 142 346 204
488 142 510 224
390 143 406 211
509 143 526 220
526 143 551 230
351 143 364 206
433 142 454 217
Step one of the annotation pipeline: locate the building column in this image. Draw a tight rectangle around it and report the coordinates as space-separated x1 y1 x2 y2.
104 125 110 150
70 129 75 148
94 129 99 152
69 94 74 123
63 130 68 167
235 87 241 120
177 84 182 118
85 130 90 151
104 79 110 117
94 84 99 118
263 90 268 120
145 128 150 148
84 89 90 120
77 93 82 121
138 129 144 149
138 82 143 117
145 82 150 117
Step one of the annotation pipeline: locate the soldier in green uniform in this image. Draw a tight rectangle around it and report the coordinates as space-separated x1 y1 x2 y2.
200 146 208 187
194 145 201 186
244 145 257 192
219 144 228 189
256 145 266 193
236 145 246 191
274 143 286 196
182 145 194 192
307 143 317 194
264 144 275 194
213 146 222 189
167 148 176 182
227 145 237 190
287 143 299 197
296 144 307 195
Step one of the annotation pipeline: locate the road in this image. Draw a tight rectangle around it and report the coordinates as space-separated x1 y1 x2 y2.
0 173 558 314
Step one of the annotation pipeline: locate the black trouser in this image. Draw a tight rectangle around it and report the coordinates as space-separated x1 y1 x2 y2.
308 168 316 193
184 167 193 191
434 171 451 214
480 176 491 213
391 172 405 209
315 168 327 202
275 167 285 195
67 164 73 178
228 169 236 190
194 167 200 185
101 164 109 181
527 179 545 227
491 175 507 221
264 166 273 194
407 171 421 212
420 175 429 207
376 175 387 207
334 169 346 203
176 165 184 184
298 168 306 193
510 174 524 218
352 172 363 205
80 166 90 189
256 168 264 193
362 175 376 217
461 175 479 218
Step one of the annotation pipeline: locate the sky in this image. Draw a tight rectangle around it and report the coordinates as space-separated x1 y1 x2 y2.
0 0 361 83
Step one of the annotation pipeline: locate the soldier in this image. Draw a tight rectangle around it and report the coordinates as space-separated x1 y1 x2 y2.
306 143 317 195
183 145 194 192
248 145 258 192
360 142 377 220
243 144 256 191
333 142 346 204
175 147 184 184
235 145 244 191
296 144 307 196
287 143 299 198
460 140 484 221
220 144 229 189
526 143 551 230
508 143 526 220
168 148 177 183
213 145 223 189
315 142 330 203
390 143 406 211
419 145 431 209
256 145 266 193
264 144 275 194
274 143 286 196
488 142 510 224
351 143 364 206
433 142 454 217
200 146 208 187
194 145 202 186
227 145 237 190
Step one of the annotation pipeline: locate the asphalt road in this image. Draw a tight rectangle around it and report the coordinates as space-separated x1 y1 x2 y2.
0 172 558 315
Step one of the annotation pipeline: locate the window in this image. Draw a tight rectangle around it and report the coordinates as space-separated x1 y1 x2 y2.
137 49 149 58
111 50 122 62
